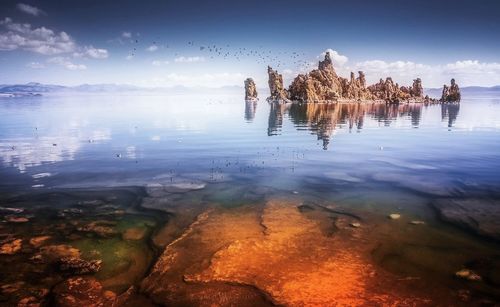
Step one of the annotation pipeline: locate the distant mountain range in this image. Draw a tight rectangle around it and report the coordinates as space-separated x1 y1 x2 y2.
0 82 244 95
0 82 499 96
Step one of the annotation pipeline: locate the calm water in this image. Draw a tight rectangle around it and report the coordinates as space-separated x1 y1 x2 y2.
1 92 500 305
1 93 500 191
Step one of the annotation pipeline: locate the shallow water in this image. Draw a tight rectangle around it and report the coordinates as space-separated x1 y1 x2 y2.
0 92 499 305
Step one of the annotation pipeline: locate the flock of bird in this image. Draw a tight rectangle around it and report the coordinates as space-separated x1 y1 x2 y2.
126 38 313 70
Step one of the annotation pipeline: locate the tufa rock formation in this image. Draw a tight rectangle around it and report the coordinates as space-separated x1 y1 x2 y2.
267 51 438 103
267 66 289 102
244 78 258 101
411 78 424 97
440 78 461 102
288 52 349 102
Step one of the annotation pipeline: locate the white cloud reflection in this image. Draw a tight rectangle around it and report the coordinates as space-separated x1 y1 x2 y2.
0 128 111 173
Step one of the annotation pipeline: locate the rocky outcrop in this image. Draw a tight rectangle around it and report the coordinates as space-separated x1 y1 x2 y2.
440 78 461 102
342 71 374 100
267 66 289 102
366 77 424 103
287 52 350 102
141 199 437 306
411 78 424 97
432 198 500 241
267 51 439 103
244 78 258 101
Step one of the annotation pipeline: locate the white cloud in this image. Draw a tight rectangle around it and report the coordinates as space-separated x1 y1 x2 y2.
122 31 132 38
353 60 434 84
350 59 500 87
26 61 44 69
0 17 107 60
74 46 108 59
147 45 158 52
174 56 205 63
17 3 46 16
320 49 349 67
0 17 75 54
125 54 134 60
443 60 500 75
47 56 86 70
152 60 169 66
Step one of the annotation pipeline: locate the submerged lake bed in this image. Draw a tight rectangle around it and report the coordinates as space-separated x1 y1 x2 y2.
0 92 500 306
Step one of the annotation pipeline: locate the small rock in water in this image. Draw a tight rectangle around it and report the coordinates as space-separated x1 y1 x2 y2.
18 296 45 306
39 244 81 262
5 216 29 223
77 221 118 237
349 222 361 228
388 213 401 220
455 269 482 281
29 236 51 248
410 220 425 225
0 239 22 255
1 281 25 294
53 277 116 306
58 257 102 274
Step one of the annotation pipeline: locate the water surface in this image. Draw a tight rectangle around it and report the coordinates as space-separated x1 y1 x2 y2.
0 92 499 305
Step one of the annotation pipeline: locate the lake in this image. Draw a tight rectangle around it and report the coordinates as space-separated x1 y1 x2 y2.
0 92 499 305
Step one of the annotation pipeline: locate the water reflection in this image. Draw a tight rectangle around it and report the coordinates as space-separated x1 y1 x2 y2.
268 102 286 136
441 103 460 127
244 101 257 122
267 102 454 150
366 103 423 127
0 128 111 172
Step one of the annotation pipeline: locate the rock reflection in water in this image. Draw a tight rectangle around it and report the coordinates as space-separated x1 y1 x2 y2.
266 102 453 149
367 103 423 127
267 102 286 136
244 101 257 122
441 103 460 127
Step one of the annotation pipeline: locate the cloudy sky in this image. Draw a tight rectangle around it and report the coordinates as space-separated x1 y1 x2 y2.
0 0 499 88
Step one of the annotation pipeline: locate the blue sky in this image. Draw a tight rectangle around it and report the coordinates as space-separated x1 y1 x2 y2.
0 0 499 87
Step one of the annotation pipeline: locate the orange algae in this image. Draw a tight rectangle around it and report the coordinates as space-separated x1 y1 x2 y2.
143 199 435 306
